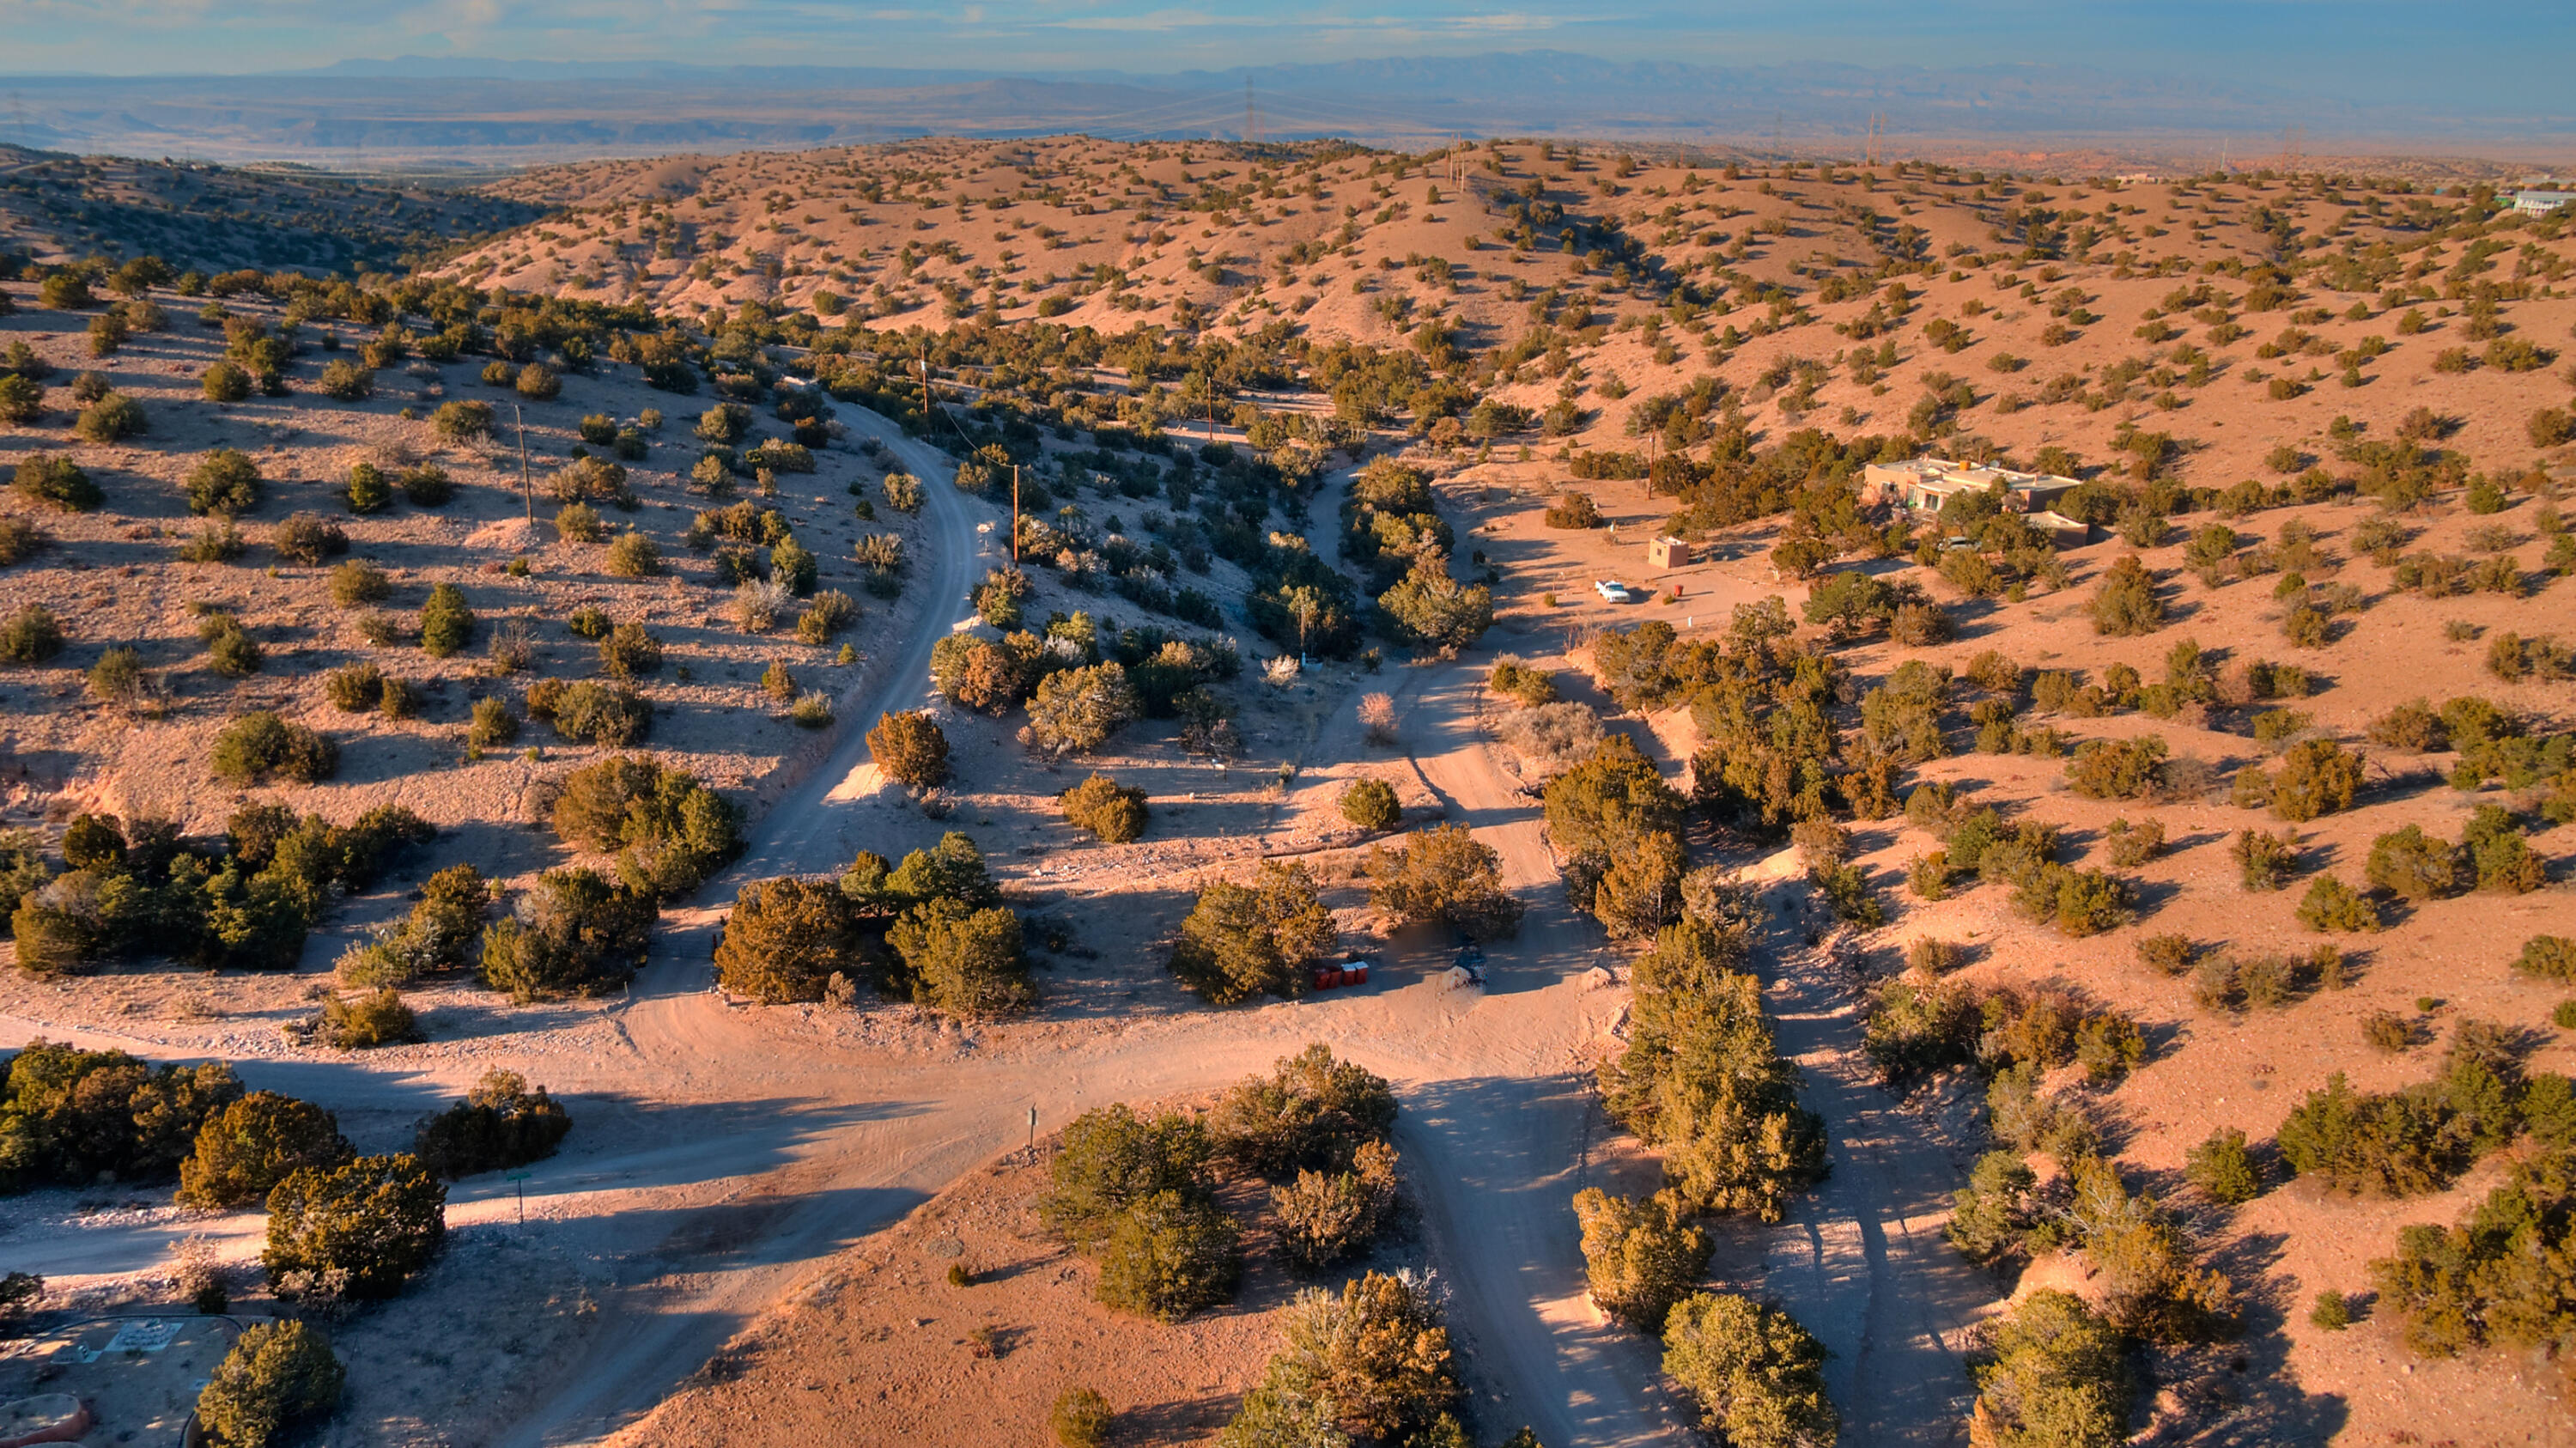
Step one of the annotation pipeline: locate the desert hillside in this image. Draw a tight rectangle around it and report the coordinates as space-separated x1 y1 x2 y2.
1 134 2573 1448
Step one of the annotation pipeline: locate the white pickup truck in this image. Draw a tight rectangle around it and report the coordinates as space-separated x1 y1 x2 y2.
1594 579 1639 602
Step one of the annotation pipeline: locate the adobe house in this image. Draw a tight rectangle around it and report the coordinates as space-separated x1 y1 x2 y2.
1646 535 1692 569
1861 457 2080 515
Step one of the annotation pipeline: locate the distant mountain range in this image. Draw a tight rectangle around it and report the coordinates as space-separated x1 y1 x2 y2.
3 51 2567 167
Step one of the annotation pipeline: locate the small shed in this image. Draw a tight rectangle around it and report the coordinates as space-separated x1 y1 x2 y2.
1647 535 1692 570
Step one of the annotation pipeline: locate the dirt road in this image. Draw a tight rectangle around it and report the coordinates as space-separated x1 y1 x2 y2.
1747 863 1989 1448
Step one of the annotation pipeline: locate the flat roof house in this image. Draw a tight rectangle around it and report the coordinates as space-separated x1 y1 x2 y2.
2512 191 2576 216
1860 457 2081 515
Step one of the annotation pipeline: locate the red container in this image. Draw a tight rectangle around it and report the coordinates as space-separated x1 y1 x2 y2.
1349 964 1369 985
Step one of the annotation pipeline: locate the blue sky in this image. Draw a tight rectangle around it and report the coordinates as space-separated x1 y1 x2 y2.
3 1 2568 113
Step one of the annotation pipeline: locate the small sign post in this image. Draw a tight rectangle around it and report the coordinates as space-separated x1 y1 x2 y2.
507 1170 533 1226
1027 1105 1038 1151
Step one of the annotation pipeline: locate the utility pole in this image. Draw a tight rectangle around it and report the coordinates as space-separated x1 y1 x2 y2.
1012 464 1022 563
1246 78 1258 147
513 403 532 521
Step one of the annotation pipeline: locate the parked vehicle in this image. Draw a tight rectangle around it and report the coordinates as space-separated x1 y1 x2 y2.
1594 579 1638 602
1452 933 1486 985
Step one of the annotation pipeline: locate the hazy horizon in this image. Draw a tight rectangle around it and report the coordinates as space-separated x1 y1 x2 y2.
8 2 2573 119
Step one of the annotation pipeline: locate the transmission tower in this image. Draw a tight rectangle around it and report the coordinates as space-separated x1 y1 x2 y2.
1245 78 1259 147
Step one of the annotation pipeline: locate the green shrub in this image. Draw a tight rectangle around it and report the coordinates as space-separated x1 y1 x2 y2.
605 531 661 578
2464 806 2548 894
547 682 649 745
479 867 656 1001
549 753 741 898
185 448 262 515
2013 863 2131 937
0 515 46 565
2368 1147 2576 1359
514 363 561 400
411 1070 574 1179
1970 1290 2129 1448
0 1043 241 1188
85 646 144 707
11 453 100 511
194 1320 344 1448
2366 824 2464 901
400 465 454 506
2296 874 2380 932
2089 554 2165 636
2277 1072 2461 1196
2231 827 2300 890
2184 1128 2261 1204
1661 1292 1839 1448
1095 1189 1242 1321
0 604 64 665
203 618 262 678
1040 1103 1215 1246
418 582 475 657
2310 1290 2352 1330
555 502 604 542
1270 1270 1461 1442
1050 1387 1114 1448
794 589 856 643
1207 1043 1397 1177
888 899 1030 1018
1273 1138 1401 1272
327 560 391 605
318 360 373 401
1340 777 1401 831
714 877 858 1003
2268 739 2364 821
1170 862 1339 1005
866 709 950 787
179 520 246 563
597 621 662 678
2514 936 2576 983
322 665 381 711
73 391 146 442
177 1092 354 1209
319 988 420 1049
1574 1188 1711 1331
210 712 337 785
262 1153 446 1302
1947 1150 2038 1262
271 512 347 566
1488 656 1558 705
1601 920 1824 1220
2103 816 2164 867
1366 824 1523 941
1060 773 1148 843
2065 736 2167 799
202 360 252 403
432 399 492 441
1027 661 1142 757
